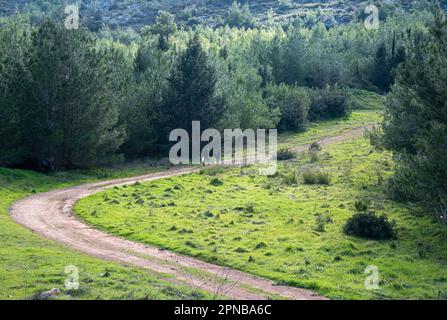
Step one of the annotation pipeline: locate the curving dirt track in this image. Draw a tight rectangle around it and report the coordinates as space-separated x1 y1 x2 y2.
9 126 370 300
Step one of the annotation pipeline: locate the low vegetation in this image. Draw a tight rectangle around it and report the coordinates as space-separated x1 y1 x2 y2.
277 148 296 161
343 212 397 240
302 168 331 185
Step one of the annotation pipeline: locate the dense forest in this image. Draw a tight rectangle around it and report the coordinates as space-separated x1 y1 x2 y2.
0 1 446 216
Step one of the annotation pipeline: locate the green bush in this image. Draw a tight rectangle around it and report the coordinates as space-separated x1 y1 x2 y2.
264 84 310 132
302 169 331 185
354 199 370 212
210 177 224 186
282 172 298 185
314 212 333 232
309 142 322 151
308 85 351 121
344 212 397 240
224 2 256 28
200 166 227 176
245 202 256 213
277 148 296 161
417 242 433 259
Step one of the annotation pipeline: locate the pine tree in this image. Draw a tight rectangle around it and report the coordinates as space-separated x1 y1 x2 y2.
122 42 169 158
371 7 447 217
370 42 392 92
280 28 305 86
19 21 126 169
370 35 406 93
151 11 177 51
158 33 226 146
0 16 30 167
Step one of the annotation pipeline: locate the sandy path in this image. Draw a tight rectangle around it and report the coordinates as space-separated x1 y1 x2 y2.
9 126 370 300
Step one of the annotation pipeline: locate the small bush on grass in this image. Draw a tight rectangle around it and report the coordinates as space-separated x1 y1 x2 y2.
417 242 433 259
309 142 322 152
282 172 298 185
67 286 90 297
314 212 333 232
200 166 227 176
255 242 267 249
354 199 370 212
277 148 296 161
343 212 397 240
302 169 331 185
245 202 256 213
210 177 224 186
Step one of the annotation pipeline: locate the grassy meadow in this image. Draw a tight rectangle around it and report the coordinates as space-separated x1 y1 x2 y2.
75 137 447 300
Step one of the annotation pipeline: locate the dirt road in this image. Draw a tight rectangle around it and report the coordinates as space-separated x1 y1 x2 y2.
9 126 369 300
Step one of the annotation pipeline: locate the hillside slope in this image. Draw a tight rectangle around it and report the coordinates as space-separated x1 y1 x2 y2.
1 0 440 29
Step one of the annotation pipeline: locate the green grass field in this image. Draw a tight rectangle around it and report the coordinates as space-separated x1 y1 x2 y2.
75 138 447 299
